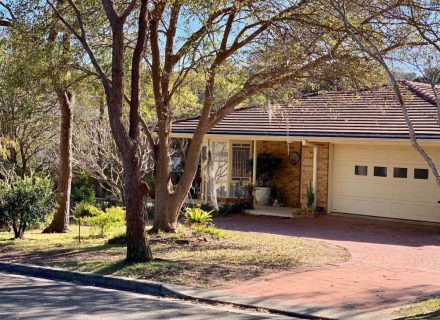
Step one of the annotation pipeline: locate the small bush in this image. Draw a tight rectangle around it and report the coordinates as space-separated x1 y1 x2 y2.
0 176 55 239
83 206 125 237
71 171 96 205
74 201 103 219
184 207 213 226
218 202 245 216
199 202 215 212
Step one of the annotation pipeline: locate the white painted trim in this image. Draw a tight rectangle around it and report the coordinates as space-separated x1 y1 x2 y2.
252 140 257 207
252 140 257 186
312 146 318 207
327 143 334 212
204 138 210 203
226 140 232 197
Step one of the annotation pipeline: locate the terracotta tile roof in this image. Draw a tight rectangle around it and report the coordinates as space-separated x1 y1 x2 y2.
172 81 440 139
404 80 440 106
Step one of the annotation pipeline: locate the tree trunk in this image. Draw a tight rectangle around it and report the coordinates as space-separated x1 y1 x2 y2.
151 128 180 232
124 153 152 262
43 90 74 233
14 229 24 239
12 222 24 239
151 132 206 232
96 95 105 198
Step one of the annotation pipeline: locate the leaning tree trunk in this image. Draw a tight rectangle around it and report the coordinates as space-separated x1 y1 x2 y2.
152 130 206 232
151 130 177 232
44 90 74 233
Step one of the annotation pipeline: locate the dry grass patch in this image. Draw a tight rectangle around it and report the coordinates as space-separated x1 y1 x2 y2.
0 223 349 288
394 296 440 319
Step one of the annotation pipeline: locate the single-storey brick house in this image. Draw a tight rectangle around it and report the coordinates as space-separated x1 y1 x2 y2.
171 81 440 223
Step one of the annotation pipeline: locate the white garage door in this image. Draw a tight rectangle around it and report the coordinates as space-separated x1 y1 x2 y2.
331 144 440 222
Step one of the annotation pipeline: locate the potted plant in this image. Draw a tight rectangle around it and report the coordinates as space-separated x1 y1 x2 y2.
242 184 255 209
248 152 282 205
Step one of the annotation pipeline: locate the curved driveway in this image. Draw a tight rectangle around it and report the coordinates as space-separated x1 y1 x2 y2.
215 214 440 318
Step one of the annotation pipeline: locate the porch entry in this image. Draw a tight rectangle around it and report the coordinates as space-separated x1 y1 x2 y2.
200 139 306 210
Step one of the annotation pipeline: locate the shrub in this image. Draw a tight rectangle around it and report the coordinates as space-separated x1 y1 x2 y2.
247 152 283 187
83 206 125 237
218 202 246 216
0 176 55 239
184 207 213 226
199 202 215 213
73 201 103 219
71 171 95 205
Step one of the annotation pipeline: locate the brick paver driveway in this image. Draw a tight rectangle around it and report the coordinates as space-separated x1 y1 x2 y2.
215 214 440 318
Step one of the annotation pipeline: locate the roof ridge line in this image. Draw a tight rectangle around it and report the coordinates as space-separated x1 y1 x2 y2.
403 80 437 106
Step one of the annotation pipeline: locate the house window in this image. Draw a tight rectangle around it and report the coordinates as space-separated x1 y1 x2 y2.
230 143 252 197
231 144 251 178
414 168 429 180
208 141 229 197
374 166 387 177
355 165 368 176
393 167 407 178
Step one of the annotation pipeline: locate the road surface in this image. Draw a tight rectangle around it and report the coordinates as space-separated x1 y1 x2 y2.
0 272 294 319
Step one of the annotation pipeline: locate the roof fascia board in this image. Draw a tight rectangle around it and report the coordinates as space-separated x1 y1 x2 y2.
170 132 440 145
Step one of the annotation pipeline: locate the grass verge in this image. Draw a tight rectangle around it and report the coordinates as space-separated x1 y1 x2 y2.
0 222 349 288
394 296 440 319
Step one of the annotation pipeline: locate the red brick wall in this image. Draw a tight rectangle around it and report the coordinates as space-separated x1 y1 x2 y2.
256 141 301 208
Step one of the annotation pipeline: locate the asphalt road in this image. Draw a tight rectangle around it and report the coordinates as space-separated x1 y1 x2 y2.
0 272 294 320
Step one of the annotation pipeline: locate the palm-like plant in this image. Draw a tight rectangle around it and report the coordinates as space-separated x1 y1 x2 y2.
184 207 213 226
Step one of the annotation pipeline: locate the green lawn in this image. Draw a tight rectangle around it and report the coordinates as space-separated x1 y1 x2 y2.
394 296 440 319
0 223 349 288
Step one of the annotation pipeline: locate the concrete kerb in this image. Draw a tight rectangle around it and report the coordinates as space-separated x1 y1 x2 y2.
0 261 331 320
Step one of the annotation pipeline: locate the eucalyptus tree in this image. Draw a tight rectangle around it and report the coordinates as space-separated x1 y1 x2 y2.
142 0 388 232
0 1 95 233
328 0 440 186
49 0 387 254
397 0 440 123
0 39 58 179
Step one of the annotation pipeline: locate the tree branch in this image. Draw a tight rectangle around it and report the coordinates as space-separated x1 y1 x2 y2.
49 0 111 91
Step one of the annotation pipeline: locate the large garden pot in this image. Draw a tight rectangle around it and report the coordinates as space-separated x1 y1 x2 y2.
254 187 271 206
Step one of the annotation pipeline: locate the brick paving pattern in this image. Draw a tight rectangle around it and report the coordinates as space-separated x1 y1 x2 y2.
216 214 440 314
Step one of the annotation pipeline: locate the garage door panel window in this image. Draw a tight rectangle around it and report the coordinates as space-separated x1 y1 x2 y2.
414 168 429 180
374 166 387 177
354 165 368 176
393 167 407 178
332 145 440 223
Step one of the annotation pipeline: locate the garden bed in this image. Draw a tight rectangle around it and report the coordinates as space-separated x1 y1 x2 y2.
0 224 349 288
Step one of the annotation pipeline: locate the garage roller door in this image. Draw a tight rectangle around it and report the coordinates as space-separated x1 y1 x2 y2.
331 144 440 222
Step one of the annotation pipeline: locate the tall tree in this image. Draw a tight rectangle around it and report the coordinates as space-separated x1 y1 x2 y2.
329 0 440 186
144 0 385 232
50 0 153 261
52 0 385 241
2 1 78 232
